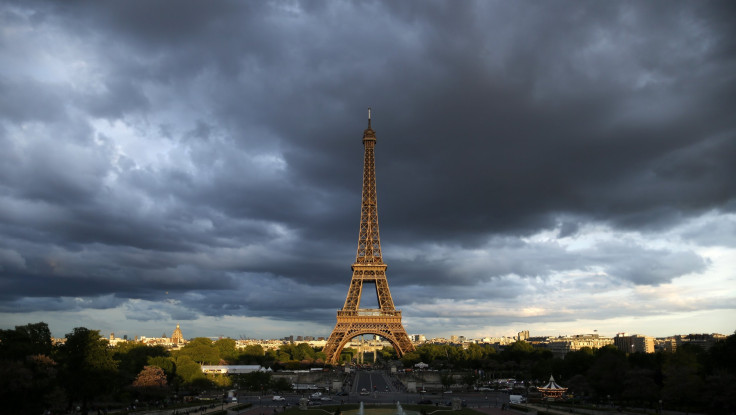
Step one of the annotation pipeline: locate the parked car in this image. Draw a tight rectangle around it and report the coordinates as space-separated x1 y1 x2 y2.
310 392 322 399
359 388 369 396
272 396 286 401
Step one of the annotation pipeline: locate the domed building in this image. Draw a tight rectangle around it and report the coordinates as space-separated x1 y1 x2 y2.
171 323 184 345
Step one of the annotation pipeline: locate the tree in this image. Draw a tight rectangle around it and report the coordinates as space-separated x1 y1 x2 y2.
208 373 233 388
133 365 167 388
174 355 205 384
400 351 420 367
0 322 53 360
58 327 118 414
188 377 214 393
621 369 659 405
562 348 595 380
272 377 292 393
0 322 58 414
147 355 175 379
176 337 219 365
566 374 593 401
114 343 169 382
238 371 272 391
586 346 627 401
462 372 478 391
214 338 238 363
239 345 265 364
379 346 398 361
662 346 704 410
440 373 454 391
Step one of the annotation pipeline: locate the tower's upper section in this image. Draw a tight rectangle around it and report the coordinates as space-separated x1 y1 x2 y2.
363 107 376 141
355 108 382 264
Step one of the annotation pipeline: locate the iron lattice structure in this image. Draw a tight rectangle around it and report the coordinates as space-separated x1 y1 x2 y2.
323 112 414 364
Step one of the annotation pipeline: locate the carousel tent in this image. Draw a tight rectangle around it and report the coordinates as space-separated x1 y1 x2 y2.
538 375 567 400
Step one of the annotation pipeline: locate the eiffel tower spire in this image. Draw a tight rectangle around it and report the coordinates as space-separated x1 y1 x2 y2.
357 107 382 265
323 110 414 364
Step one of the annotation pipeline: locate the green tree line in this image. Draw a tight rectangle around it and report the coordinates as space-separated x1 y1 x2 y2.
2 322 734 414
399 337 736 413
0 322 329 414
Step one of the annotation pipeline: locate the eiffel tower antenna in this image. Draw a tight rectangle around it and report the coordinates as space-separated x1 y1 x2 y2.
323 110 414 364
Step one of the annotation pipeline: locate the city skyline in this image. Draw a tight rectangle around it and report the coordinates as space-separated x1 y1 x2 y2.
63 322 730 344
1 1 735 341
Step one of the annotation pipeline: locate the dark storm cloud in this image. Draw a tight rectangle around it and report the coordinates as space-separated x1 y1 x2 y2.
1 0 734 332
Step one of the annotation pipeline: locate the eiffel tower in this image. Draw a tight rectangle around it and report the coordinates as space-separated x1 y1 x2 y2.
323 109 414 364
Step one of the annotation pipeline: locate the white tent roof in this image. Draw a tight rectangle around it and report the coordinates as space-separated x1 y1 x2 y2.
540 375 566 390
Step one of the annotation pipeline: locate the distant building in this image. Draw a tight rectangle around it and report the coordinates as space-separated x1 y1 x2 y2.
517 330 530 341
201 365 269 374
655 337 677 353
614 333 654 353
410 334 426 343
171 323 185 345
675 333 726 350
108 332 127 347
546 334 613 357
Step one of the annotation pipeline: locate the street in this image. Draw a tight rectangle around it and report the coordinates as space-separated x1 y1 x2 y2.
234 370 510 410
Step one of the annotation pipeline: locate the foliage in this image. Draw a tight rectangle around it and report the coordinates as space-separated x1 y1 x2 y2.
57 327 118 413
114 343 169 382
0 322 53 360
440 373 454 390
174 355 205 384
586 346 628 399
0 322 59 414
132 365 167 388
176 337 220 365
461 372 478 390
272 376 293 392
208 372 233 388
238 344 266 364
214 338 238 363
3 322 736 414
237 371 272 391
379 346 398 360
147 355 175 377
661 345 705 410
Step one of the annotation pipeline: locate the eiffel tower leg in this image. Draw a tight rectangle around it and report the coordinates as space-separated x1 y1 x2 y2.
323 323 349 364
323 317 415 365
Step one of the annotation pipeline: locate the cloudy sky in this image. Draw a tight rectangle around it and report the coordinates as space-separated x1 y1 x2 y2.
1 1 735 341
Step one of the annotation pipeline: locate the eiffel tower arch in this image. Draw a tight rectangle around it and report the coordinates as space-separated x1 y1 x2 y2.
323 110 414 364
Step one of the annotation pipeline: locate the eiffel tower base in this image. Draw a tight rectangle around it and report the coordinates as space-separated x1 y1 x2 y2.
323 312 414 364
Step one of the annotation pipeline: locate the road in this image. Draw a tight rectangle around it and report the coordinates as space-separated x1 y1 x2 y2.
355 370 392 394
233 370 509 410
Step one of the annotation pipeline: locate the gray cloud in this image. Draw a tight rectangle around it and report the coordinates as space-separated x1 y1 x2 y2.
1 0 735 337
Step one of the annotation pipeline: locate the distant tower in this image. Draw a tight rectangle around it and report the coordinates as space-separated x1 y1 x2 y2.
323 110 414 364
171 323 184 344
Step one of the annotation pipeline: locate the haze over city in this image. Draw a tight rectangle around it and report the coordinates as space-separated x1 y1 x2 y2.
1 1 735 340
